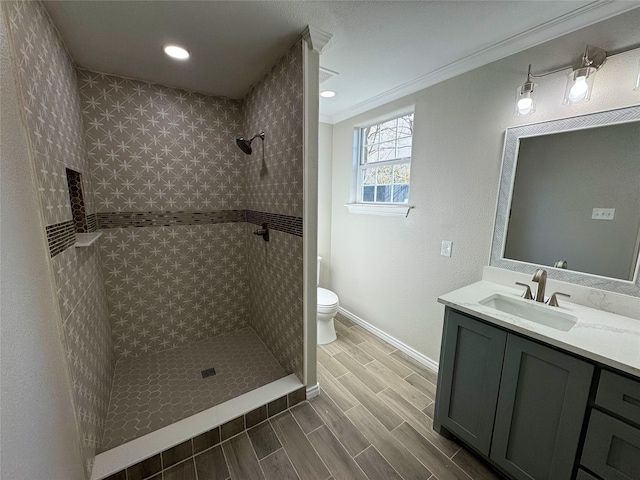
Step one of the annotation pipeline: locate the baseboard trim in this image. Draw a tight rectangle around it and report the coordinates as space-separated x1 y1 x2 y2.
337 306 439 373
306 382 320 399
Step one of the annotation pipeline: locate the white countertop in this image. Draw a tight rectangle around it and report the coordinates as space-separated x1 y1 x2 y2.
438 281 640 378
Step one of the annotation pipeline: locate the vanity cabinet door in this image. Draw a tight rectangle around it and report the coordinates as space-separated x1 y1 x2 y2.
435 308 507 456
490 335 594 480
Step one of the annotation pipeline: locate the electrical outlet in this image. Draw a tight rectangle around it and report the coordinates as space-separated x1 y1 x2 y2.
592 208 615 220
441 240 453 257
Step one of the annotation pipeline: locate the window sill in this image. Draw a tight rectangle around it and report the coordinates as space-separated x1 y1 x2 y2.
345 203 414 217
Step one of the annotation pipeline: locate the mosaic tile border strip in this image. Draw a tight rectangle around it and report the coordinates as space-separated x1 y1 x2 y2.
246 210 303 237
87 213 98 232
46 220 76 257
46 209 302 258
102 387 306 480
96 210 246 229
45 214 98 258
96 210 303 237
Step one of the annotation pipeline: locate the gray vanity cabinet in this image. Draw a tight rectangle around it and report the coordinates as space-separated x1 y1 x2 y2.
436 307 595 480
490 334 594 480
435 309 507 455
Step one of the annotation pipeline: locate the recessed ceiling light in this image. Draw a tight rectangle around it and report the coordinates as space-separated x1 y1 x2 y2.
320 90 336 98
164 45 190 60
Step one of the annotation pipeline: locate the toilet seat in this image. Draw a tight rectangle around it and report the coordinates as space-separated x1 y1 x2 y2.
318 287 339 311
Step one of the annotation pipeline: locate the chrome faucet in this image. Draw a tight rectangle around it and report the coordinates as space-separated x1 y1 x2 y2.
531 269 547 303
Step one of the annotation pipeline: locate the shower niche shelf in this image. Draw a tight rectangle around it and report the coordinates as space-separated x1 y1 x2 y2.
75 231 102 247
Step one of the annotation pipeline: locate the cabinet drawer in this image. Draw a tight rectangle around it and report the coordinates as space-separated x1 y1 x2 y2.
581 410 640 480
596 370 640 426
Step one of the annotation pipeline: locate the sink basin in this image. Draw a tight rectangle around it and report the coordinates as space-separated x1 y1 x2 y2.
479 294 577 331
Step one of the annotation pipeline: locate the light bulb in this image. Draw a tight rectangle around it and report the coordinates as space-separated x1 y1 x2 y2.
515 65 537 116
517 96 533 115
569 76 589 101
163 45 190 60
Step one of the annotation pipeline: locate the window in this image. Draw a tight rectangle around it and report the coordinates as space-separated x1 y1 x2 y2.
357 113 413 204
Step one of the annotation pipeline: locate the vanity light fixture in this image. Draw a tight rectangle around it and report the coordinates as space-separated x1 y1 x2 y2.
515 64 536 116
320 90 336 98
634 58 640 91
563 45 606 105
163 45 190 60
514 44 620 115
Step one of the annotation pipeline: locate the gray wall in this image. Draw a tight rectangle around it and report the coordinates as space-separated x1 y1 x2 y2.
504 123 640 280
325 10 640 364
1 11 86 480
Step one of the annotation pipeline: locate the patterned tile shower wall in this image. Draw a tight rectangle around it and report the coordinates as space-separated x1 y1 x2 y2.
242 42 305 380
100 223 250 357
77 71 251 357
3 0 114 473
78 70 245 213
52 247 113 453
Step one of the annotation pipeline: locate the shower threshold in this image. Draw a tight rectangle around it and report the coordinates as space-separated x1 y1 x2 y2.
91 374 303 480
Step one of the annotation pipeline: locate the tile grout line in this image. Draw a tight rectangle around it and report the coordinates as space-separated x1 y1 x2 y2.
300 402 370 480
376 385 464 465
389 422 443 480
266 415 305 480
356 444 405 480
191 454 199 480
346 413 412 480
219 436 233 480
307 389 366 460
365 361 433 412
256 446 284 463
245 425 272 480
289 407 336 479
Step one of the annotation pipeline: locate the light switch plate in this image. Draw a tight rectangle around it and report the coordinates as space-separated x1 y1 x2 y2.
441 240 453 257
592 208 615 220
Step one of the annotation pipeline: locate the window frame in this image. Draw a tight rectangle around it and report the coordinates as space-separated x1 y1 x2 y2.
356 112 414 206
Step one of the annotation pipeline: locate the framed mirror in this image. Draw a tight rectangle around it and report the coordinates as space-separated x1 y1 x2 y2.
490 105 640 297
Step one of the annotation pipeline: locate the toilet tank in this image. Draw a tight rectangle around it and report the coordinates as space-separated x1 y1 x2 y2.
317 256 322 286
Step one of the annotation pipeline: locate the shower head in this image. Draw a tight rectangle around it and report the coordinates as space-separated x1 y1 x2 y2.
235 131 265 154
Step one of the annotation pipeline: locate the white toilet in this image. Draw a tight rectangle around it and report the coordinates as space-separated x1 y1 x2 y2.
317 256 338 344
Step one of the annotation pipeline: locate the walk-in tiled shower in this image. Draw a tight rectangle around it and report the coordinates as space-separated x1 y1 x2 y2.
4 0 305 473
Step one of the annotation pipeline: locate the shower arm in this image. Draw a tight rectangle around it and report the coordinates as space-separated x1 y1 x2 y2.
249 132 265 143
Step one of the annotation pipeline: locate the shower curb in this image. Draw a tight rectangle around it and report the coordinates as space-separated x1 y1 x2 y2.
94 378 305 480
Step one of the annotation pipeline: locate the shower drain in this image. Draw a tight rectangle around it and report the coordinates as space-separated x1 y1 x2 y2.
201 367 217 379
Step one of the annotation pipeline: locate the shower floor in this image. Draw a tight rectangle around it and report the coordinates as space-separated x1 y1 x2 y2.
100 328 286 452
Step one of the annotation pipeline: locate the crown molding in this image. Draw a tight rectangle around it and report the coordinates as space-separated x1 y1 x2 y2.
302 25 333 54
324 1 640 125
319 113 333 124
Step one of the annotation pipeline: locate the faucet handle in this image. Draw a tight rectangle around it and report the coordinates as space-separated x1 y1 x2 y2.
546 292 570 307
515 282 533 300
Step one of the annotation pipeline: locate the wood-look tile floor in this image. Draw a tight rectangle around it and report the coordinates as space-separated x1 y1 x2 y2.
150 313 503 480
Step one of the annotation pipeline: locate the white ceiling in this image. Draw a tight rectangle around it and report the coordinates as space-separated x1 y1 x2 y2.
43 1 640 124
